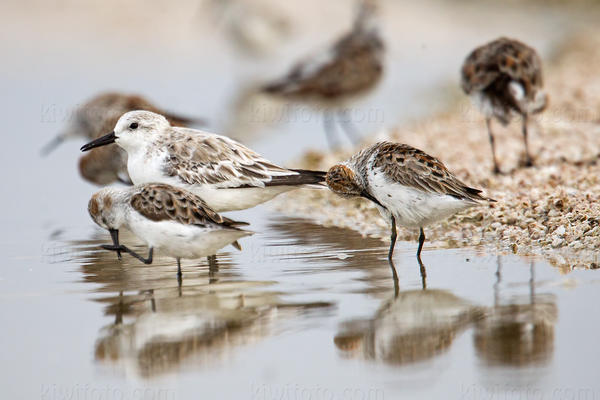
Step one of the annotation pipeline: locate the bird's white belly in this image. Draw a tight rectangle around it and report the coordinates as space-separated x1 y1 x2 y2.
188 185 294 212
127 215 249 259
369 171 473 228
126 150 295 212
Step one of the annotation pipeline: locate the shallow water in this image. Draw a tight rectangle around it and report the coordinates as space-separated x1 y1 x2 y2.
5 214 600 399
2 0 600 399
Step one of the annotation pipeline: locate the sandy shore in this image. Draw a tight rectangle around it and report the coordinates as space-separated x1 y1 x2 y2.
275 28 600 272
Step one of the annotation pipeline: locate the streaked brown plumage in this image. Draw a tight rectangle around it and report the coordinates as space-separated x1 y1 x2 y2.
370 143 488 201
461 37 547 173
78 143 130 185
262 0 384 147
129 184 247 231
326 142 494 270
80 110 326 212
263 27 384 102
88 183 252 278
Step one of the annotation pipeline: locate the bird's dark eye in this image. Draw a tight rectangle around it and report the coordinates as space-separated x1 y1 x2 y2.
129 122 138 129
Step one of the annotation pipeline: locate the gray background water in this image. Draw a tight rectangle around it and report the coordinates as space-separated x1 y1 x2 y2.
1 0 599 399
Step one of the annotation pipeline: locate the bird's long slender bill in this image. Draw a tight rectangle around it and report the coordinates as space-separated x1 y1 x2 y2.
80 131 116 152
40 135 65 156
109 228 122 260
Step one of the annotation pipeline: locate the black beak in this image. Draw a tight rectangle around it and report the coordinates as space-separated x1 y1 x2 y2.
109 228 122 260
361 190 384 208
80 131 116 152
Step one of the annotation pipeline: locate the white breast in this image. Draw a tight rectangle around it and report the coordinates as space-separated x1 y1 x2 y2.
126 146 297 212
126 211 250 259
127 148 171 185
367 168 475 229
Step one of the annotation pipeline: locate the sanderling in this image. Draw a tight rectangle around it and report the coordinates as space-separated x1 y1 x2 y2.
80 110 326 212
42 92 202 186
261 0 384 147
326 142 494 265
461 37 547 173
88 183 252 279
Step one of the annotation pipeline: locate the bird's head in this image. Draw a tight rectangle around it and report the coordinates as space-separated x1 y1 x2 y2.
80 110 170 153
326 164 364 198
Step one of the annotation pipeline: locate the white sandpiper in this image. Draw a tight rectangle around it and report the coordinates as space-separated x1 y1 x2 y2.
81 110 326 212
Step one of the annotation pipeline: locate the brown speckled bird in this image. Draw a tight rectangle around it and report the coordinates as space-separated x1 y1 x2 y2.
461 38 547 173
88 183 252 280
326 142 494 267
262 0 384 147
42 92 203 185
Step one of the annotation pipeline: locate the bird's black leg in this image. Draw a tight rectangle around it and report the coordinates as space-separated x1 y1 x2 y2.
323 112 340 149
337 109 360 144
388 216 397 261
486 117 501 174
207 255 219 284
122 246 154 264
521 114 533 167
417 227 426 262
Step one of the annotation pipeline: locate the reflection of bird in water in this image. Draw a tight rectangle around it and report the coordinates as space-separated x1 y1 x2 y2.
88 183 252 283
41 92 203 185
334 289 482 364
202 0 292 57
267 216 406 290
94 289 334 378
70 228 335 378
94 285 279 378
461 38 547 173
261 0 384 148
474 259 557 367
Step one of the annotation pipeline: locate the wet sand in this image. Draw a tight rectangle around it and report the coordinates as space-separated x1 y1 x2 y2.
275 28 600 271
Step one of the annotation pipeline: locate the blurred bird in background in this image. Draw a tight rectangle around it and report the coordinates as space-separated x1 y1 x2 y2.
261 0 384 148
461 38 547 173
42 92 204 185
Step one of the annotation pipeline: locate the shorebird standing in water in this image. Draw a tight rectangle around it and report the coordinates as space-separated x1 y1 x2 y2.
461 38 547 173
326 142 494 279
42 92 201 185
261 0 384 148
81 110 326 212
88 183 252 282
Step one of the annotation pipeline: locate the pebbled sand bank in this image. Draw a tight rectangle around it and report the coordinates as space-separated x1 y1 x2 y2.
275 29 600 272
